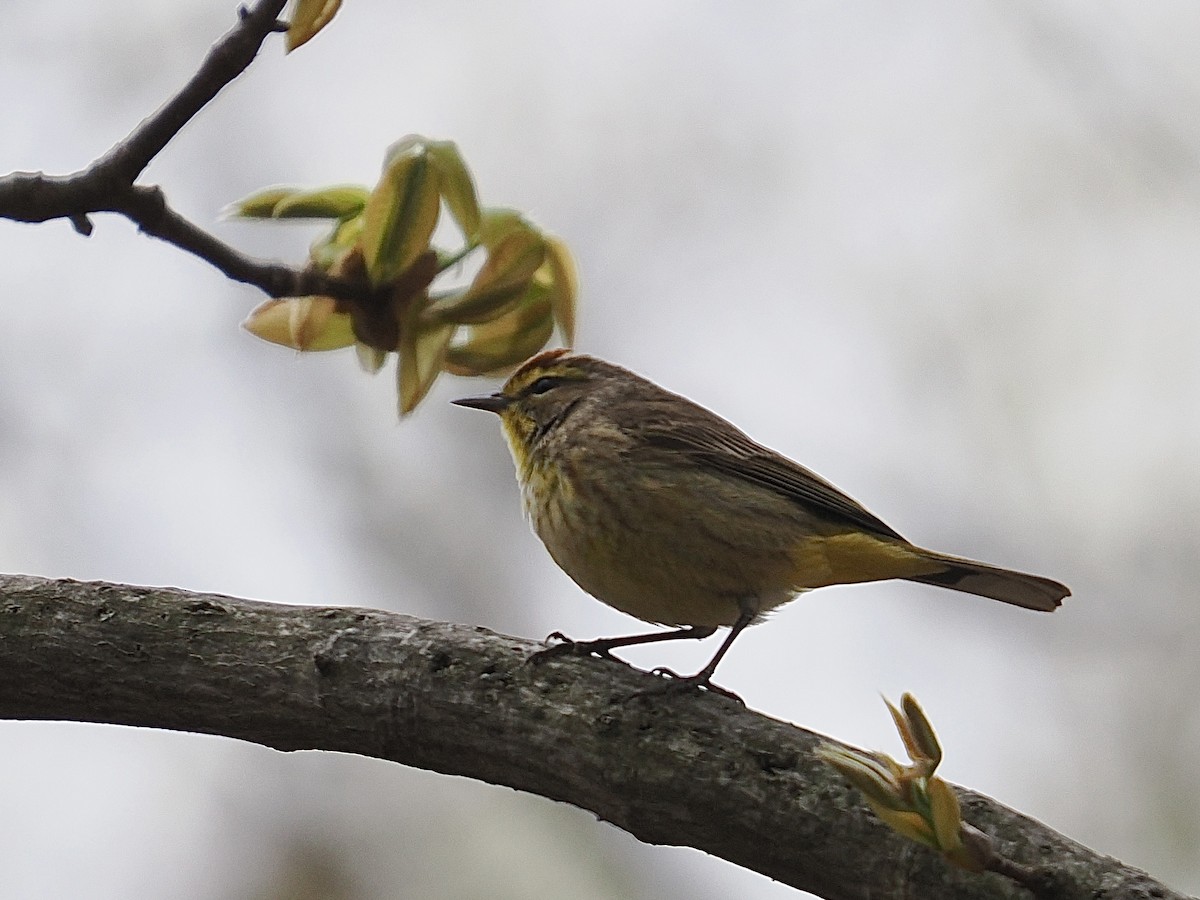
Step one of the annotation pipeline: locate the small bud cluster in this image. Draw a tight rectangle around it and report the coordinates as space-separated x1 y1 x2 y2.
231 136 576 414
819 693 988 872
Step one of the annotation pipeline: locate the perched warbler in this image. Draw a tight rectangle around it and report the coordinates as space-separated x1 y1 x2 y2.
453 349 1069 697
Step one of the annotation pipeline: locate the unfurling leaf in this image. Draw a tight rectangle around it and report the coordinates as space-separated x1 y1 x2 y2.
817 745 906 812
885 696 924 768
885 693 940 776
872 807 938 848
541 234 578 346
273 185 369 220
224 186 301 219
477 207 524 241
287 0 342 51
242 297 356 351
225 184 368 223
398 321 456 415
926 777 964 853
309 218 366 272
242 298 294 346
355 343 389 374
288 296 355 350
427 140 482 240
425 228 546 325
362 139 442 286
902 693 943 770
443 283 555 376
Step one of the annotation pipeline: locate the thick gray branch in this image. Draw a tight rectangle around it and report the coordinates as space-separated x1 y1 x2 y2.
0 574 1187 900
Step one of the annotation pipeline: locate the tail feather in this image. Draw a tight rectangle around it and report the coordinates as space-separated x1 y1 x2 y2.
906 550 1069 612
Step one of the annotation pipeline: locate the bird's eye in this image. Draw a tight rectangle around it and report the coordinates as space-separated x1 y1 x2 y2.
527 376 560 396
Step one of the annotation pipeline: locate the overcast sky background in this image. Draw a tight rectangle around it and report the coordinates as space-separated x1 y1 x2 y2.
2 2 1199 898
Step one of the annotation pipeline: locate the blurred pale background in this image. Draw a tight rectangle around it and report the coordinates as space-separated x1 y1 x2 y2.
2 1 1198 898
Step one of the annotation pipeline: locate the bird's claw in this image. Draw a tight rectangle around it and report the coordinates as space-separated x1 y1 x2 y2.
633 667 745 704
528 632 622 665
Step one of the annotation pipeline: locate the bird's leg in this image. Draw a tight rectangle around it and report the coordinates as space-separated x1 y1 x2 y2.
638 607 757 703
530 625 717 665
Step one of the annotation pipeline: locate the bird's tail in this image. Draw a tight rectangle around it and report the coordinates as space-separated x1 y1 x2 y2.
905 549 1069 611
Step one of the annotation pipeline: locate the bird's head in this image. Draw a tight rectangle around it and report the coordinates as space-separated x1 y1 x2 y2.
452 349 611 465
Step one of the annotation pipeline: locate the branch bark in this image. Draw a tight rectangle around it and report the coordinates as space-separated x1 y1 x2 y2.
0 574 1187 900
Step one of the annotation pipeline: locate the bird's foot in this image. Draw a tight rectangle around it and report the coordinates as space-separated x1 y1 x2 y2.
631 667 745 705
528 631 626 665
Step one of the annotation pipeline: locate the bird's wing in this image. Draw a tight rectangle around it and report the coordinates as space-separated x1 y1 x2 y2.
636 410 907 542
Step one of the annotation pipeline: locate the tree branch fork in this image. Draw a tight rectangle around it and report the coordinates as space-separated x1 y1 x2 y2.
0 573 1186 900
0 0 372 303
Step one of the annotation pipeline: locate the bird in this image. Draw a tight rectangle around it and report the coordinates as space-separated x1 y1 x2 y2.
453 349 1069 698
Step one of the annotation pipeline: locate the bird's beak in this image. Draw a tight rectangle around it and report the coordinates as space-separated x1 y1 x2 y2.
451 392 512 414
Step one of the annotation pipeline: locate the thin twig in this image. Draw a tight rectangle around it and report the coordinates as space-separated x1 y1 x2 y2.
0 0 371 303
91 0 289 184
107 185 377 301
